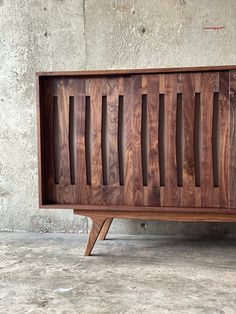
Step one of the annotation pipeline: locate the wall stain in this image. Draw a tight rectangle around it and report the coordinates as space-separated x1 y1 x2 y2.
0 0 4 7
112 0 132 12
203 26 225 30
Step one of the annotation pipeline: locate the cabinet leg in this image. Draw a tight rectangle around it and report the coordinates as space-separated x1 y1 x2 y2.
84 216 106 256
98 218 113 240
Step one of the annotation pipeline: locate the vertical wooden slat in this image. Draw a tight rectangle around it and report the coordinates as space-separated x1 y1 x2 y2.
211 72 220 207
57 80 71 188
163 74 179 206
107 78 119 186
123 76 133 205
86 78 104 204
229 71 236 208
201 72 219 207
181 73 197 207
75 79 89 204
132 75 144 205
56 79 77 203
219 71 229 208
106 78 120 204
146 75 160 206
201 72 213 207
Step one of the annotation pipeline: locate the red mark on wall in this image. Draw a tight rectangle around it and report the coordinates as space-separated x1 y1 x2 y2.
203 26 225 30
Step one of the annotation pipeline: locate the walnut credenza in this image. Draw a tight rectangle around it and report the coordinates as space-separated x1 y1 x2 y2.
36 66 236 255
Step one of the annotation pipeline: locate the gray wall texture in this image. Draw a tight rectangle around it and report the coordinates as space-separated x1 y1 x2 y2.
0 0 236 236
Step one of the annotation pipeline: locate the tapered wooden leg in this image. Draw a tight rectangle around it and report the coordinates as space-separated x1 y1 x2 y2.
84 216 107 256
98 218 113 240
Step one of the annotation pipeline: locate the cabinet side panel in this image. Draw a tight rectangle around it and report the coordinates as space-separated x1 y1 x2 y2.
36 76 45 205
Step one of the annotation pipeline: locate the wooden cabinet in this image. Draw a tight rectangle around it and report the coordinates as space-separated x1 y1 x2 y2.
36 66 236 255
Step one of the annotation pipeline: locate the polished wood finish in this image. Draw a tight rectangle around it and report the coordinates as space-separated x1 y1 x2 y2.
219 71 229 207
146 75 160 206
37 66 236 256
37 65 236 77
98 218 113 240
75 209 236 222
37 71 231 208
230 70 236 208
84 216 106 256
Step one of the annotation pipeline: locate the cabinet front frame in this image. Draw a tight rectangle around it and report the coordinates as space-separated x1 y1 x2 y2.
36 66 236 214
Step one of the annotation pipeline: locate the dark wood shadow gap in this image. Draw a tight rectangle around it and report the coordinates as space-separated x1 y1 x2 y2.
194 92 201 187
69 96 76 185
53 96 60 185
101 95 108 185
212 92 220 187
141 94 148 186
85 96 92 185
118 95 125 186
176 93 183 187
159 93 165 187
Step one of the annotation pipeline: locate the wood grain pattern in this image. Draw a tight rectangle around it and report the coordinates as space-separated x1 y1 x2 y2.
36 65 236 78
57 80 71 188
47 203 236 213
201 72 219 207
37 67 231 212
98 218 113 240
75 209 236 255
75 210 236 222
107 79 119 187
106 78 120 204
86 79 104 204
146 75 160 206
182 73 197 207
55 79 77 203
132 75 144 205
219 71 229 208
229 70 236 208
163 74 179 206
123 77 133 205
75 79 88 204
84 215 106 256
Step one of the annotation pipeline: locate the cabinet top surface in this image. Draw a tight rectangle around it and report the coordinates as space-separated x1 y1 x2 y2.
36 65 236 77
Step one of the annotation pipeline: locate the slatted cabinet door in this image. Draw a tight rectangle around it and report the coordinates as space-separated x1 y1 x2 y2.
40 71 230 208
131 72 229 208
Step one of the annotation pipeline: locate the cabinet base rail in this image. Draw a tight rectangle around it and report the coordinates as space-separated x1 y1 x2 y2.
74 209 236 256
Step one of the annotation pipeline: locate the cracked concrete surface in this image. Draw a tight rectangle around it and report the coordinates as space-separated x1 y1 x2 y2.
1 1 236 234
0 232 235 313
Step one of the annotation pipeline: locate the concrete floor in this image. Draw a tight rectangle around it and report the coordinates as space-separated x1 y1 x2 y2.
0 233 235 314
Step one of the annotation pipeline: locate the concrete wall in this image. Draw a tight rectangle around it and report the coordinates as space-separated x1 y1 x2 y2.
0 0 236 236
